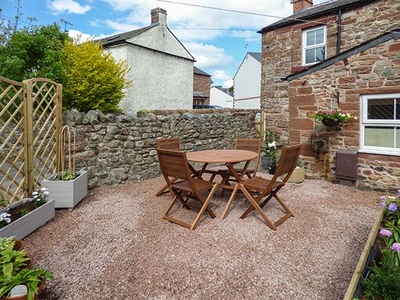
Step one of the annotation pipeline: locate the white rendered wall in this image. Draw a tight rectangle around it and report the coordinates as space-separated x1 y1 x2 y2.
105 25 193 115
210 87 233 108
233 54 261 109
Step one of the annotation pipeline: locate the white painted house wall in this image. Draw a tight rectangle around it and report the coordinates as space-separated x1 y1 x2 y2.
102 8 194 115
210 87 233 108
233 52 261 109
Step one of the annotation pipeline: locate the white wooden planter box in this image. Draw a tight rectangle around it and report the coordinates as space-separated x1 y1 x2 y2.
41 171 88 209
0 198 55 240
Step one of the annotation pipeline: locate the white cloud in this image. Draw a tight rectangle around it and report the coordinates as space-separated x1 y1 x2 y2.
68 30 95 42
185 42 233 69
212 70 233 84
47 0 91 14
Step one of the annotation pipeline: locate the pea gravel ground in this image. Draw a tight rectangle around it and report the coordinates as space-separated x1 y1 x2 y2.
23 175 382 300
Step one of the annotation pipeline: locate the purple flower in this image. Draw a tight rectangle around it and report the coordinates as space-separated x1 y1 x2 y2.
380 229 392 237
388 203 398 212
391 243 400 253
380 196 386 201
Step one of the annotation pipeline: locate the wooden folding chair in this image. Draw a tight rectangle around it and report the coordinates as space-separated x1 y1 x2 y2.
155 138 200 196
215 138 262 195
224 144 301 230
157 149 218 230
155 138 181 196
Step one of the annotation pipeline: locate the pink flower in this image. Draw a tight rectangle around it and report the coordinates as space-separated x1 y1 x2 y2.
380 229 392 237
391 243 400 253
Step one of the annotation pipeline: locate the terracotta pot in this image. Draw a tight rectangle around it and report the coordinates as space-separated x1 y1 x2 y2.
1 278 45 300
13 240 24 251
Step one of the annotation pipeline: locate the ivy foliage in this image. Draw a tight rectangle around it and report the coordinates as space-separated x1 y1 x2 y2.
60 39 131 112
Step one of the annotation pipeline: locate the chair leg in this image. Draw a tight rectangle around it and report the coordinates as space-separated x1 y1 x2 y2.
221 184 240 220
155 183 169 196
239 185 277 230
155 177 178 197
190 184 218 230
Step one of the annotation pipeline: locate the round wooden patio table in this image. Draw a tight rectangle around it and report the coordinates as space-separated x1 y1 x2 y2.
186 149 258 165
186 149 259 219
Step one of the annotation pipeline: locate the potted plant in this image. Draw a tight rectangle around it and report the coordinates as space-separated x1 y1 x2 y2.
287 158 305 183
261 130 278 173
344 191 400 299
0 237 24 252
0 237 53 300
0 188 55 240
41 125 88 208
0 268 53 300
313 108 357 127
0 240 31 276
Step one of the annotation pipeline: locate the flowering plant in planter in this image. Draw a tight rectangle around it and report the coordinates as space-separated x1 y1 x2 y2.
0 187 50 229
263 130 278 165
361 191 400 300
314 108 356 125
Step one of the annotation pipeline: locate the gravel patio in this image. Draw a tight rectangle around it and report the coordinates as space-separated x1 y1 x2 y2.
23 175 382 300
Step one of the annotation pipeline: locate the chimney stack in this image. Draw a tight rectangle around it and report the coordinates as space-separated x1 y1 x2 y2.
292 0 313 13
151 7 167 25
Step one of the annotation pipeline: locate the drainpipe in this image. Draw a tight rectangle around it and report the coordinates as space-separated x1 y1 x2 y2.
336 9 342 55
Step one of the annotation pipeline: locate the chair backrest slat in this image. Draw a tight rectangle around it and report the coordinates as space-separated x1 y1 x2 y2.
157 149 191 182
235 138 262 176
157 138 181 150
274 144 302 183
235 138 262 153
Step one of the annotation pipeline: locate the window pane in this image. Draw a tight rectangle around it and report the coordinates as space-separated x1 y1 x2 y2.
306 31 315 46
315 47 325 62
365 127 394 147
305 49 315 64
367 98 394 119
315 28 324 44
397 128 400 148
396 100 400 120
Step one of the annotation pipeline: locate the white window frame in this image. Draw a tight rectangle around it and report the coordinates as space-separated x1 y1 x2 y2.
359 93 400 156
302 26 327 66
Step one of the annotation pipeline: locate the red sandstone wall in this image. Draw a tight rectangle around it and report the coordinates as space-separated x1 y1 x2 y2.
261 0 400 191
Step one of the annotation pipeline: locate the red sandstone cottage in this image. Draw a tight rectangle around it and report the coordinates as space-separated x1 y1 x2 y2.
260 0 400 191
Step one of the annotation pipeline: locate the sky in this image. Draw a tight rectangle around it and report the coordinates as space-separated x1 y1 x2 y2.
1 0 328 87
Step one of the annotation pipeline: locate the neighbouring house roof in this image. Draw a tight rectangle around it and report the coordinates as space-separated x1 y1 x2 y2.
212 86 233 96
259 0 377 33
194 66 211 77
193 91 207 98
233 52 261 79
283 28 400 81
248 52 261 62
98 27 153 47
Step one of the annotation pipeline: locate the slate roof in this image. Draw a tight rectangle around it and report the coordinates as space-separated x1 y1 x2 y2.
194 66 211 77
248 52 261 62
97 26 154 47
259 0 377 33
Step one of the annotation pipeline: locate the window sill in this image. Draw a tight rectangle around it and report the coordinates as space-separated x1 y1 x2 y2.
358 148 400 157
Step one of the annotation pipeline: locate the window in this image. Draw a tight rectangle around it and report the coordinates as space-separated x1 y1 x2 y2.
360 94 400 155
302 26 326 65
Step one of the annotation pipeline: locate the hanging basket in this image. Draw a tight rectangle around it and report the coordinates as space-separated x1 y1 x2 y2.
322 119 340 127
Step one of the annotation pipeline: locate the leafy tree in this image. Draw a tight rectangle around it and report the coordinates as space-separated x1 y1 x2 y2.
60 39 130 112
0 23 69 82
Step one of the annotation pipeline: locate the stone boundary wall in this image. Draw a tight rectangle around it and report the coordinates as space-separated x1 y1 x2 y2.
63 109 260 189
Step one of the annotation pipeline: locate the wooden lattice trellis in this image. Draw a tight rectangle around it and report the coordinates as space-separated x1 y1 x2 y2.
0 77 62 204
